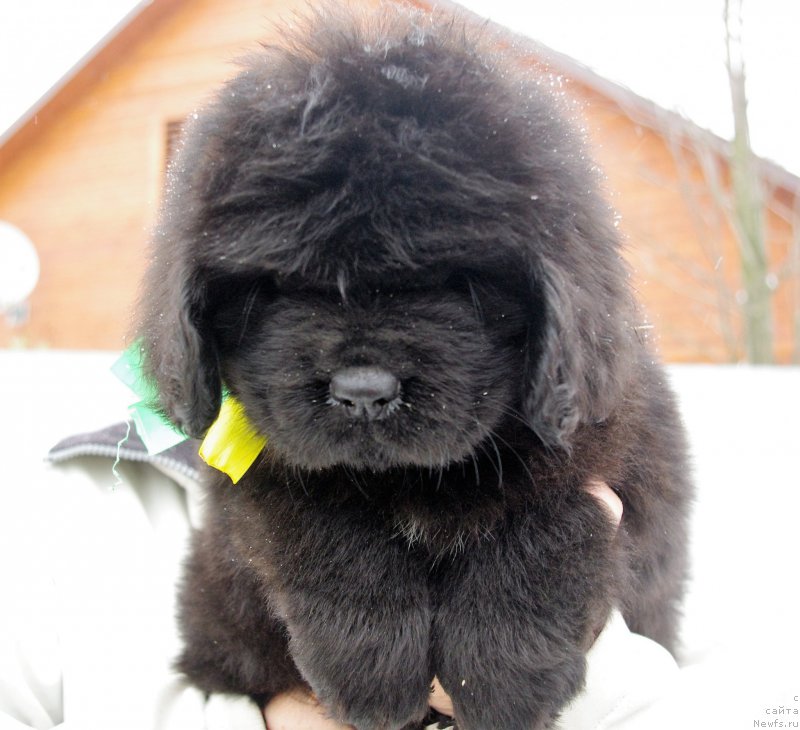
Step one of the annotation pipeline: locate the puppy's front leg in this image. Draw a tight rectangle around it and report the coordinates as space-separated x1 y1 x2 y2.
432 489 617 730
273 502 433 730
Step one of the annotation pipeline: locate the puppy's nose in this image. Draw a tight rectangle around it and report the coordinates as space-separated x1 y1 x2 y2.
329 367 401 420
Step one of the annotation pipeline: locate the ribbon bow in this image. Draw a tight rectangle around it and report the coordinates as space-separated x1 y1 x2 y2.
111 343 267 483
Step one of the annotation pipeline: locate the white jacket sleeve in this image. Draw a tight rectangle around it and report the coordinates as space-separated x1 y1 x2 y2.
0 456 265 730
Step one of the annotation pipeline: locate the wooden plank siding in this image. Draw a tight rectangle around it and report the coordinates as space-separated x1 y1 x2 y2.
1 0 796 362
0 0 312 348
577 82 797 362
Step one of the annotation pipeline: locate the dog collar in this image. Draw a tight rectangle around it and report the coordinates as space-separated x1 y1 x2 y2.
111 343 267 483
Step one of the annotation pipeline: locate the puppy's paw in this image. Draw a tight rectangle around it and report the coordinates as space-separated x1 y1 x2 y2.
436 641 585 730
290 624 431 730
319 675 431 730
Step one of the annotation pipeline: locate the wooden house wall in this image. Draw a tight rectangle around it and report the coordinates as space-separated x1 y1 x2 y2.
0 0 310 349
577 82 796 362
0 0 795 362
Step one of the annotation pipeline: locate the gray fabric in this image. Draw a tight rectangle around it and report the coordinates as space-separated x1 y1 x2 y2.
47 422 204 488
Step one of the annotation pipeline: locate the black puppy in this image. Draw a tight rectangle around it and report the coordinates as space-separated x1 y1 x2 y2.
136 6 692 729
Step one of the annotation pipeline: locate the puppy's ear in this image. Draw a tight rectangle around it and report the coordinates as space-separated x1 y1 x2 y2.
137 265 222 440
524 256 634 451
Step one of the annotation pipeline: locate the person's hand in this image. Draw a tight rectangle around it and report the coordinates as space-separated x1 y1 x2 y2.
584 479 623 527
428 675 455 717
263 688 351 729
264 481 623 726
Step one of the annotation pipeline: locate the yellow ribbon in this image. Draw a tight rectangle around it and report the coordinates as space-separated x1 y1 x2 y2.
198 396 267 484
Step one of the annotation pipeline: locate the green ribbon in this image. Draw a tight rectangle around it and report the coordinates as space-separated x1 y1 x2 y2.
110 343 188 454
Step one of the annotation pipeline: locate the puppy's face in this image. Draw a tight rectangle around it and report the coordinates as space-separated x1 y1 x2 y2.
210 269 529 470
137 13 635 459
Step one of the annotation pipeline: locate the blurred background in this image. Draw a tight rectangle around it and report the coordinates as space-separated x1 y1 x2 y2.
0 0 798 364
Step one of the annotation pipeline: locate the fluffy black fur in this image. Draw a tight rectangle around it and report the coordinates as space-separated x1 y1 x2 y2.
136 6 692 729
